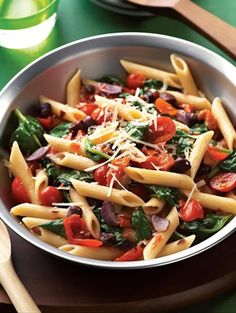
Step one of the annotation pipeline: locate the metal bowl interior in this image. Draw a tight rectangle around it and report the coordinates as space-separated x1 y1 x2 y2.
0 32 236 269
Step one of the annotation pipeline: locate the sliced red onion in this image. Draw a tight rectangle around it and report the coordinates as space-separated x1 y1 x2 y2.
151 215 170 232
26 146 50 161
98 82 122 94
101 201 118 226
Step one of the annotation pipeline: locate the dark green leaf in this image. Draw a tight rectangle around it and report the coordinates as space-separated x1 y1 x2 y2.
220 150 236 172
99 75 124 85
125 121 149 140
168 129 195 157
57 170 93 185
41 159 93 186
132 207 151 243
180 213 233 241
143 79 163 90
190 123 208 134
40 219 66 238
10 109 45 154
50 122 72 138
147 185 179 207
84 138 110 162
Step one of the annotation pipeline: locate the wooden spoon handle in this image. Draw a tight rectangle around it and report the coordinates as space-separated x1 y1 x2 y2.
175 0 236 59
0 260 41 313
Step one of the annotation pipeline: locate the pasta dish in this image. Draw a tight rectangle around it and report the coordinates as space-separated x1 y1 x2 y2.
6 55 236 262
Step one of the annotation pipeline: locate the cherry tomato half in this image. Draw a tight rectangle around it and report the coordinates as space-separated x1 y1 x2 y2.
206 146 230 161
139 154 174 171
149 116 176 143
210 172 236 193
39 186 63 206
11 176 31 203
126 72 146 89
179 199 204 222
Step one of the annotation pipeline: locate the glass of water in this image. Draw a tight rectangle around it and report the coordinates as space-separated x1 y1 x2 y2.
0 0 59 49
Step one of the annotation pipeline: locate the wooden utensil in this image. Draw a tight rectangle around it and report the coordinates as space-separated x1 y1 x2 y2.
0 219 41 313
127 0 236 59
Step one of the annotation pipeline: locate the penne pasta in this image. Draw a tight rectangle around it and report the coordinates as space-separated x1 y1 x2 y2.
159 235 196 257
188 131 214 179
9 141 38 204
164 91 211 110
35 169 48 203
125 167 195 190
11 203 68 219
66 69 81 107
211 97 236 150
50 152 97 171
181 190 236 215
70 179 145 207
69 188 101 239
120 59 182 89
39 95 85 122
170 54 199 96
44 134 86 156
143 207 180 260
59 244 123 261
143 197 165 215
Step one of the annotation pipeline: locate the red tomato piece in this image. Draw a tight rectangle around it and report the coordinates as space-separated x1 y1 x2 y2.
198 109 218 130
115 245 143 261
80 103 98 116
111 157 130 170
139 154 174 171
37 116 54 130
179 199 204 222
11 176 31 203
126 72 146 89
91 108 112 125
155 98 177 116
39 186 63 206
210 172 236 193
206 146 230 161
93 165 109 186
149 116 176 143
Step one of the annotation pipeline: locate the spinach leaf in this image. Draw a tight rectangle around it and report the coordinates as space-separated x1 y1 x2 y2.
132 207 151 243
84 138 110 162
57 170 93 185
143 79 163 90
10 109 45 154
168 130 195 157
50 122 72 138
180 213 233 241
190 123 208 134
39 219 66 238
130 100 143 111
125 121 149 140
220 150 236 172
41 159 93 186
99 75 124 85
146 185 179 207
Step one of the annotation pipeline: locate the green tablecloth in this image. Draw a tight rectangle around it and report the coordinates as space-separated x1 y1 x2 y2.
1 0 236 312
